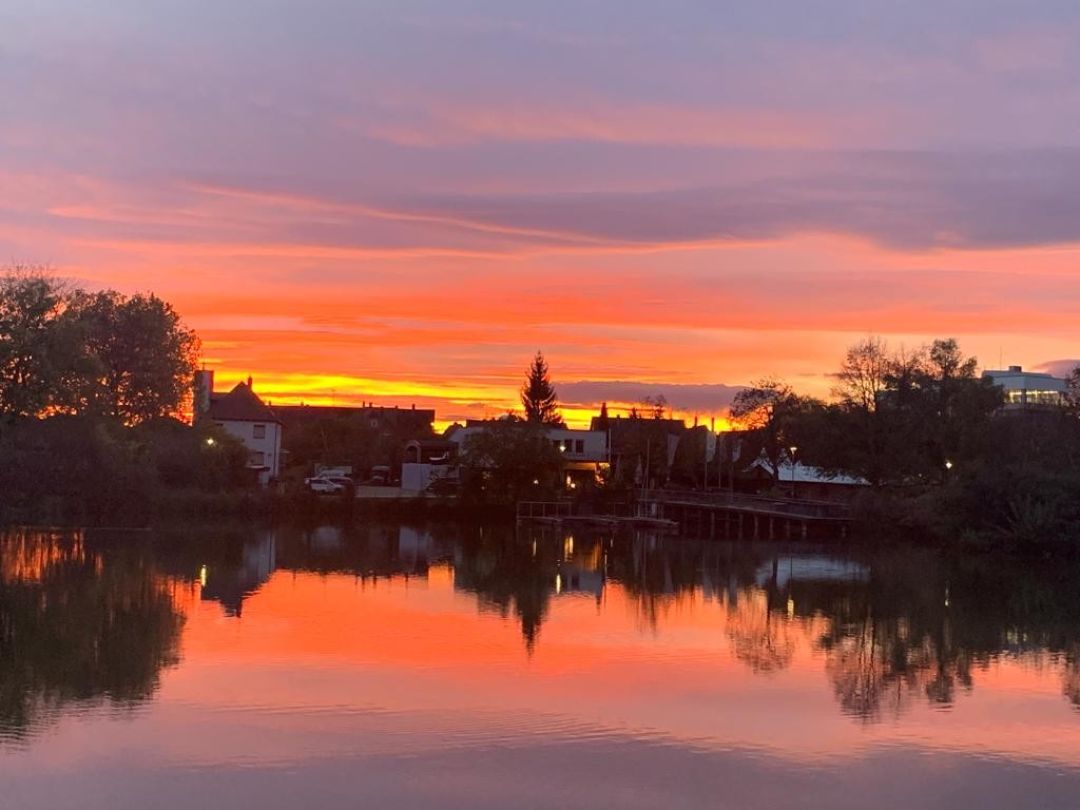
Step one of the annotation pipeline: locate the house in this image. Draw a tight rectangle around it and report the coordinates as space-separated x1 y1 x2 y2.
981 365 1068 410
590 411 686 487
449 420 609 487
447 420 608 463
401 438 460 494
273 402 434 437
194 369 282 486
400 419 609 495
746 456 868 502
274 401 435 480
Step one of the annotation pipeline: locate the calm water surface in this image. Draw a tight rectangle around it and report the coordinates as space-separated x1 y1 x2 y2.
1 523 1079 809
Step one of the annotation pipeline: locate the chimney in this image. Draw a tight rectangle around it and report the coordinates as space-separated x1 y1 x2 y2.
247 375 253 389
193 369 214 421
1008 365 1022 373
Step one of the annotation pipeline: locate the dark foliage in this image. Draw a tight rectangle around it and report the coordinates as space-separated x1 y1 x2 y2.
520 351 564 425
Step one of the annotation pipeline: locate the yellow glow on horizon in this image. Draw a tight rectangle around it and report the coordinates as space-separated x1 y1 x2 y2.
208 368 737 433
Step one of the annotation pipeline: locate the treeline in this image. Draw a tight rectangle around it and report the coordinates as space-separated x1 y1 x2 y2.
733 338 1080 545
0 269 250 525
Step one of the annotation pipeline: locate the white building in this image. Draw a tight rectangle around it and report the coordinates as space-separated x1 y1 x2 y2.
981 365 1068 410
400 421 609 495
195 370 283 486
447 422 608 464
748 456 868 501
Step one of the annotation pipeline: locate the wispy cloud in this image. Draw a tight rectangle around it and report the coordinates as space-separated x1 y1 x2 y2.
5 1 1080 422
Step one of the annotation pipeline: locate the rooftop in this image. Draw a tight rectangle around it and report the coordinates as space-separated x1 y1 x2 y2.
206 382 280 424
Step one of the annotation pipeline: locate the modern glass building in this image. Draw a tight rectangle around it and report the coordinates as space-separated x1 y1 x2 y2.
981 365 1068 409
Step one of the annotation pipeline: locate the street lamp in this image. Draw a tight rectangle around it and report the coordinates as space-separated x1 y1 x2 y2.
788 445 798 498
205 437 216 447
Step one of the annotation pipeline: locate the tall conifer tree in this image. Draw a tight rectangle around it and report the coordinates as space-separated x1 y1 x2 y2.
520 351 564 425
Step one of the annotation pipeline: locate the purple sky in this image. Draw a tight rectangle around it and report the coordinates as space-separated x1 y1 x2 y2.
3 0 1080 423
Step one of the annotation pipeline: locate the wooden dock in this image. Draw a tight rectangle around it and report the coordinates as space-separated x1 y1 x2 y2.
516 492 852 540
641 491 853 540
516 501 679 532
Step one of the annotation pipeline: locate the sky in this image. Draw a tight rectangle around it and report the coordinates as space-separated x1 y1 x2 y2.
4 0 1080 427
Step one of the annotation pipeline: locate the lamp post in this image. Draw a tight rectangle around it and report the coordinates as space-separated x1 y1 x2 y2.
788 445 798 498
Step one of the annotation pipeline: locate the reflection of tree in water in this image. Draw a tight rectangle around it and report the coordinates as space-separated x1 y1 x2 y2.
821 617 973 721
811 548 1080 722
1064 646 1080 711
136 519 1080 721
605 537 1080 721
452 526 559 652
0 528 183 739
608 533 752 633
451 532 1080 717
725 589 796 673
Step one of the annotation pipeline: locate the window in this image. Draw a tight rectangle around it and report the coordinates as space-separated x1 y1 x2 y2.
248 450 265 466
575 440 585 454
253 424 266 439
552 439 562 449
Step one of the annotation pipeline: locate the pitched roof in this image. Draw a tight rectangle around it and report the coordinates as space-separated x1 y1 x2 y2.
206 382 280 423
750 456 867 486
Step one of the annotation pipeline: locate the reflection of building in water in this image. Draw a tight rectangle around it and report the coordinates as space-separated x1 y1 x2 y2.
555 565 604 600
274 525 440 581
308 526 344 554
398 526 432 559
554 535 605 601
755 556 870 590
199 531 277 617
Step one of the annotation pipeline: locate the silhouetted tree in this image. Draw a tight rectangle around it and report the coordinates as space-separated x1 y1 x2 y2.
520 351 564 425
833 336 893 413
1066 367 1080 412
457 421 564 506
642 394 668 420
0 268 199 425
67 290 199 424
808 338 1000 489
0 269 81 420
730 379 801 479
595 401 610 432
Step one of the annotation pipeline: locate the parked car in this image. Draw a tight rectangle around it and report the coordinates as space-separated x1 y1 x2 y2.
365 466 391 486
305 477 345 494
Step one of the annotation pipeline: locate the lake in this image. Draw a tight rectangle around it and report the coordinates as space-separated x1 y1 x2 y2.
1 523 1078 809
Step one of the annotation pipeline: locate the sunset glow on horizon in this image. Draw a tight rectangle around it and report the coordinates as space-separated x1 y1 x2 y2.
6 1 1080 426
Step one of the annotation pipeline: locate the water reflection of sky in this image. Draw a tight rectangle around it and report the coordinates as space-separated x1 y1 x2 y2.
1 526 1078 809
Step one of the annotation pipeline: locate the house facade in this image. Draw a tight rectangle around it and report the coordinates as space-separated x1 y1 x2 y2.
448 421 608 464
194 370 282 486
400 420 609 495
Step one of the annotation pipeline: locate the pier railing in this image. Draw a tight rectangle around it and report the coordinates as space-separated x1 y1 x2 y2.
516 500 575 521
642 490 851 521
